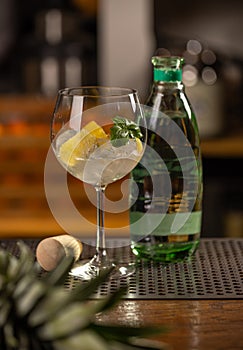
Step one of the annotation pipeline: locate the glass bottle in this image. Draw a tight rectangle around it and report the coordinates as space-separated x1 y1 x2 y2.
129 56 203 262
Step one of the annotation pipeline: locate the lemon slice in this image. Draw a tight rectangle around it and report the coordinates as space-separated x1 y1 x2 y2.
135 137 143 154
83 121 107 139
59 121 108 166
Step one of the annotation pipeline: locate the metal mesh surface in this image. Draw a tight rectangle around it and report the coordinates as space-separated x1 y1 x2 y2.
1 238 243 299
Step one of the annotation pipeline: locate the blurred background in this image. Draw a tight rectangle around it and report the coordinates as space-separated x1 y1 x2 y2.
0 0 243 238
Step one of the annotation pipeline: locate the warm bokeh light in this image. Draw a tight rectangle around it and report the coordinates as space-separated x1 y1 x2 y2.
183 64 198 87
202 66 217 85
186 39 202 55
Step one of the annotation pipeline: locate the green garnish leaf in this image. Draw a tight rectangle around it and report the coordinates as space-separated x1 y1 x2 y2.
110 116 143 147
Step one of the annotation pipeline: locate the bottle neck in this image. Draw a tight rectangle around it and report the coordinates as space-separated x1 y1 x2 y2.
153 68 183 83
152 77 184 91
152 56 184 83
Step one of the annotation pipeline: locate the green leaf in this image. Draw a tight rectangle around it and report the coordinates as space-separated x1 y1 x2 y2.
16 280 47 317
29 288 69 327
4 323 18 348
0 242 167 350
92 324 164 343
110 116 143 147
43 255 75 286
0 301 11 327
68 267 114 302
0 250 10 275
17 241 36 273
38 302 93 340
94 286 128 314
30 267 114 327
54 329 108 350
128 337 170 349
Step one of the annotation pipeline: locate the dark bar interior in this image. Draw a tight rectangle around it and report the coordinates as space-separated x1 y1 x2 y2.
0 0 243 238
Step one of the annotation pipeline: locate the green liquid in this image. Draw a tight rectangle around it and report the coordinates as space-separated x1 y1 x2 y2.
129 111 203 263
131 235 200 263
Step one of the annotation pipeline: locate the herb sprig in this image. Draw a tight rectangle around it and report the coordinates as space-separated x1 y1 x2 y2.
110 116 143 147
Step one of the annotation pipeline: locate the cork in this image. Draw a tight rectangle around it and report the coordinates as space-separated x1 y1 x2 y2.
36 235 83 271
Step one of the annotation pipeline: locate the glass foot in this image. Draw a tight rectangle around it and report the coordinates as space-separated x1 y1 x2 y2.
69 258 135 281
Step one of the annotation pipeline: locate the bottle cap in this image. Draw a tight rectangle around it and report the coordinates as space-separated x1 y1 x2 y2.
152 56 184 82
154 69 182 82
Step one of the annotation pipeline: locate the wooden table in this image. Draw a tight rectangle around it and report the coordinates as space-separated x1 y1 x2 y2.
97 238 243 350
1 238 243 350
98 299 243 350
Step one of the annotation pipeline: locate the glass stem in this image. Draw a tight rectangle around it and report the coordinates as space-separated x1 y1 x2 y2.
95 186 109 266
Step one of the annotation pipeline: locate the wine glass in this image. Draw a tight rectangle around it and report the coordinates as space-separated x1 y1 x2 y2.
50 86 146 280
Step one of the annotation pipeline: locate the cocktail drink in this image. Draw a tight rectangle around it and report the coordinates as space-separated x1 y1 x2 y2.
51 87 146 280
56 120 143 187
